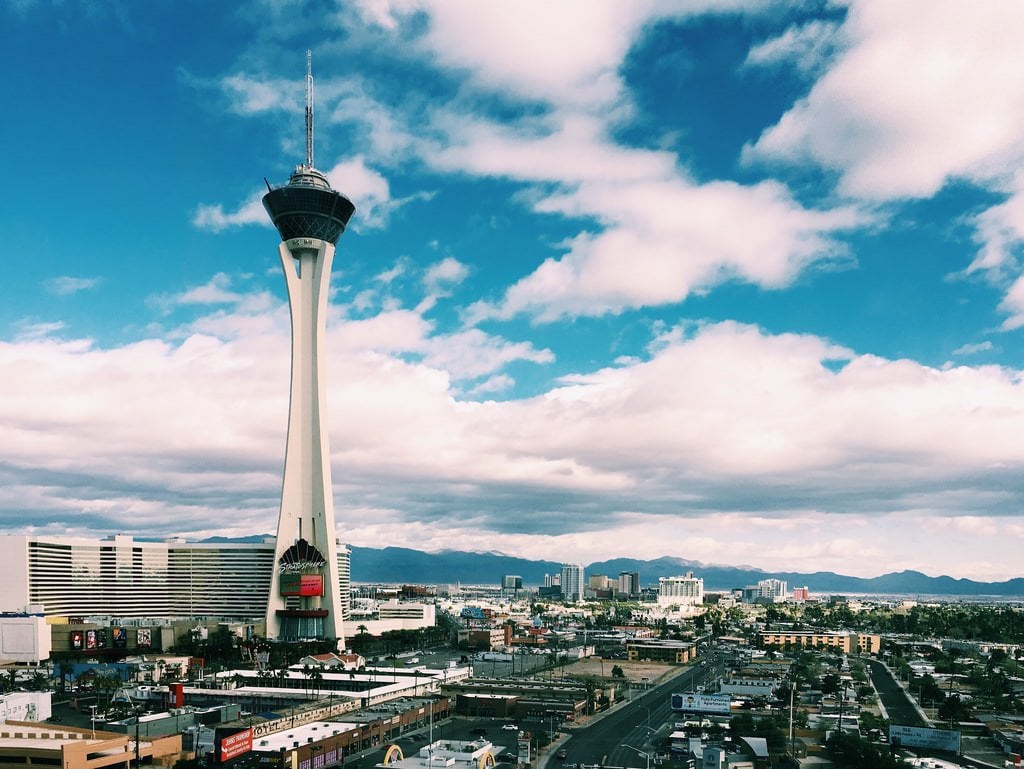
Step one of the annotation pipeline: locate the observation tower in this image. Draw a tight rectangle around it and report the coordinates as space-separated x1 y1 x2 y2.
263 51 354 645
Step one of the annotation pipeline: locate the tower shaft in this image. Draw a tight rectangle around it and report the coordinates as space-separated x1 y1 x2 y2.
265 237 344 646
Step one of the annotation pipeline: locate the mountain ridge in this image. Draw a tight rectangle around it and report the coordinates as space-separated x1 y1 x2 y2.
196 538 1024 596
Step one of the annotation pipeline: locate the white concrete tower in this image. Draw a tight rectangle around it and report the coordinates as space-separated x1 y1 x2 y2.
262 51 355 645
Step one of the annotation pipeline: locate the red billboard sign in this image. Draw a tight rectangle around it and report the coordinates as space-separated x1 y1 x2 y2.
220 728 252 762
280 573 324 597
170 682 185 708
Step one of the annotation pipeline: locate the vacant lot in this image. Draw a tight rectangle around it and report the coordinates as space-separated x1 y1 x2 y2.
558 656 681 684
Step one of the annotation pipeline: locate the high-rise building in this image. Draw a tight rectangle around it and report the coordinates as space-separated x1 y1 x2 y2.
262 52 356 645
560 563 585 602
618 571 640 596
657 572 704 607
757 578 788 602
502 575 523 590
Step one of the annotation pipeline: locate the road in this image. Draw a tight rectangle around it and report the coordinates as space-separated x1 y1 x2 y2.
863 658 928 728
556 660 721 769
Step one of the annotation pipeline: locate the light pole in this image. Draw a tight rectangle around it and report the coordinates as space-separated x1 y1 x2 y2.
623 744 650 769
89 704 97 738
134 706 143 768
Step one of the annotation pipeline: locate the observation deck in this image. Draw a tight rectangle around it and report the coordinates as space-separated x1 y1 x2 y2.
262 165 355 244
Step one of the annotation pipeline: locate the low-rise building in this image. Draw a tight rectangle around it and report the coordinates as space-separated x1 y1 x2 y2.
626 639 697 663
0 721 182 769
758 631 880 654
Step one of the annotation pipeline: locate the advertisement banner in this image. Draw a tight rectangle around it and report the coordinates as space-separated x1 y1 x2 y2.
112 627 127 648
280 573 324 597
219 728 252 762
95 628 107 648
671 692 732 714
70 631 83 650
137 628 152 647
889 725 960 753
86 630 96 650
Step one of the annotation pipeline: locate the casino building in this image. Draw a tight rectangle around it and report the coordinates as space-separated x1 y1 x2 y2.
0 533 351 649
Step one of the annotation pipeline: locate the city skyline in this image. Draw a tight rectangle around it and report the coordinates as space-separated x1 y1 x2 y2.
2 2 1024 581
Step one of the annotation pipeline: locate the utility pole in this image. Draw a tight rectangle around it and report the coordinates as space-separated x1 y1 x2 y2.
788 680 796 757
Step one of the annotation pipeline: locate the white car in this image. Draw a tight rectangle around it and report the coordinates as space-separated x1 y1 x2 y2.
501 724 518 731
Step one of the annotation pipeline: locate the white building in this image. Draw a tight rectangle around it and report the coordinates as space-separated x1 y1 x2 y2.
560 564 585 602
354 601 436 636
0 534 350 623
757 579 788 602
658 573 704 607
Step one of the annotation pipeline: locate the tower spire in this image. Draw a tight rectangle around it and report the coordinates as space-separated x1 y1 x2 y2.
305 48 314 169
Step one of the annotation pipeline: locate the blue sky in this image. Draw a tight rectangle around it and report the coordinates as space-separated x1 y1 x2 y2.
3 0 1024 582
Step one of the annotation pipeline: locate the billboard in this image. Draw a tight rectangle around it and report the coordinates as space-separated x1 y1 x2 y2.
170 682 185 708
86 630 97 650
280 573 324 597
137 628 152 648
70 631 83 650
112 627 127 648
888 725 961 753
219 728 252 762
671 692 732 715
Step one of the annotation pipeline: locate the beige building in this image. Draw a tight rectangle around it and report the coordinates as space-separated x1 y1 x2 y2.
0 721 181 769
759 630 881 654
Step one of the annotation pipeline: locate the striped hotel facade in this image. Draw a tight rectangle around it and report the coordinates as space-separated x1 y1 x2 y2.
0 534 351 622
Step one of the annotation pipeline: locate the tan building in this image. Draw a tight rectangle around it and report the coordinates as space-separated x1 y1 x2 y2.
759 630 881 654
0 721 181 769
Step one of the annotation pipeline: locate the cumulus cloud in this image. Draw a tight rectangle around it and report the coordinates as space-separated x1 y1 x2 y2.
745 0 1024 201
2 309 1024 578
468 177 862 322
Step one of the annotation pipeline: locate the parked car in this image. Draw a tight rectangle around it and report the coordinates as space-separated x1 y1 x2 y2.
501 723 519 731
555 749 568 760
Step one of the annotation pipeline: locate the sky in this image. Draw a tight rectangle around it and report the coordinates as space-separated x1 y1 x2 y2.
3 0 1024 583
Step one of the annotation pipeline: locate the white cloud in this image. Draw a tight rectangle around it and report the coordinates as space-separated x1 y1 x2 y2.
324 156 392 229
952 341 993 356
3 302 1024 577
744 19 841 75
193 195 268 232
44 276 101 296
424 257 468 292
745 0 1024 201
176 273 243 305
468 177 862 322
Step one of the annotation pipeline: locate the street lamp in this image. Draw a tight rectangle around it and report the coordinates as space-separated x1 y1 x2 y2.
623 744 650 769
89 704 97 738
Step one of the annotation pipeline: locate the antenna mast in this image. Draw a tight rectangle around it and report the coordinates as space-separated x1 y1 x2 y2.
305 49 314 169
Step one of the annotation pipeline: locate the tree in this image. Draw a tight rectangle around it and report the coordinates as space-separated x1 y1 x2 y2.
938 694 972 724
825 731 908 768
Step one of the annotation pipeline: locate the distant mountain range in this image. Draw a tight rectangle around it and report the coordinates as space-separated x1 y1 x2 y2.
347 546 1024 597
199 537 1024 597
